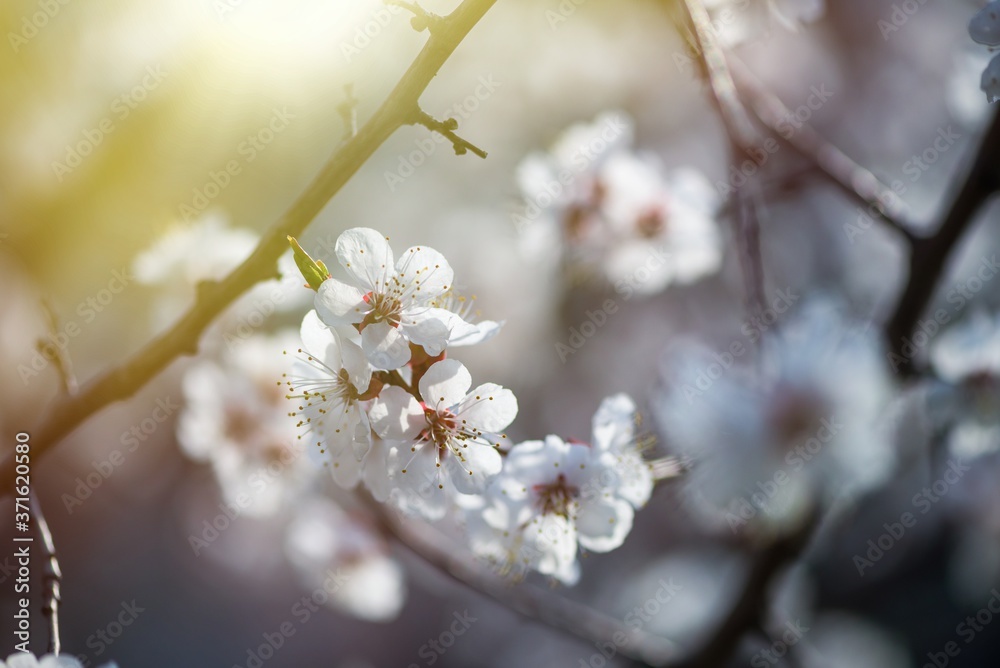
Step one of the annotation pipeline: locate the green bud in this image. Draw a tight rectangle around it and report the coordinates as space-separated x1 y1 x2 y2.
288 236 329 291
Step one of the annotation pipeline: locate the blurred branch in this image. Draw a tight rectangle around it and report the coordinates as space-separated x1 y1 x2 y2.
679 0 767 323
728 57 915 242
886 109 1000 376
31 491 63 655
0 0 500 495
357 490 678 666
39 299 78 396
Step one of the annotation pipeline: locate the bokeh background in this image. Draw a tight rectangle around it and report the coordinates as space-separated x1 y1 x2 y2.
2 0 1000 666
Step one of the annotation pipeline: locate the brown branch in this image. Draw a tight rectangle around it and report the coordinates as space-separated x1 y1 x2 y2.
886 109 1000 376
356 491 678 666
0 0 500 495
414 109 488 159
728 57 914 242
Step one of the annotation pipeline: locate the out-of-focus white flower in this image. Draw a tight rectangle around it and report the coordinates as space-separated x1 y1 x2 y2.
948 47 993 126
971 2 1000 46
370 359 517 520
514 112 722 294
929 311 1000 459
178 329 314 518
1 654 116 668
469 395 651 585
600 156 722 294
285 498 405 623
656 300 894 533
285 310 376 489
968 3 1000 102
314 227 467 370
134 211 258 327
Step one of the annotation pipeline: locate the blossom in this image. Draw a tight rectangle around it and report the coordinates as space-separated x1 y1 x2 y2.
370 358 517 519
929 311 1000 459
514 112 723 294
178 330 314 518
429 290 503 347
285 498 405 622
599 155 722 294
284 310 376 489
314 227 467 369
655 300 894 532
1 655 116 668
469 395 652 585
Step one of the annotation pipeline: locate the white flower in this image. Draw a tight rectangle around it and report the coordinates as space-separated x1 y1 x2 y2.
285 498 405 623
515 112 723 294
285 310 375 489
314 227 466 370
929 311 1000 459
656 300 894 532
1 654 116 668
178 330 313 518
479 435 636 586
370 358 517 519
599 155 723 294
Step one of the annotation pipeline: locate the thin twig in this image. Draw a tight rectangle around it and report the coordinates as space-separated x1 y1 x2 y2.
414 110 488 158
31 492 62 655
39 299 78 396
728 57 915 242
0 0 500 495
357 491 678 666
680 0 768 323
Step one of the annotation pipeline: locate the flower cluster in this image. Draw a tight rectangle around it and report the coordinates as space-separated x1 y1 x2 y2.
514 112 723 295
970 2 1000 102
282 227 655 584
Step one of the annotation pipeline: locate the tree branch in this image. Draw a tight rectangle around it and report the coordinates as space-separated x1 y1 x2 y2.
0 0 500 494
728 57 914 242
886 109 1000 376
31 491 62 655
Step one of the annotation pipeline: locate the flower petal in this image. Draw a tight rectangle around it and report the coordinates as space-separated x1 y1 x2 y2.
395 245 454 298
335 227 395 291
370 386 424 441
315 279 367 326
418 359 472 410
443 442 502 494
400 308 452 356
300 309 342 364
362 321 411 370
456 384 518 433
575 496 634 553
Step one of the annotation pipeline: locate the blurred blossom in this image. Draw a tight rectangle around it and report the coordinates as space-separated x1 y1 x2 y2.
930 310 1000 459
285 498 405 623
948 46 994 126
133 211 257 327
178 329 315 518
656 299 895 533
514 111 722 293
968 2 1000 102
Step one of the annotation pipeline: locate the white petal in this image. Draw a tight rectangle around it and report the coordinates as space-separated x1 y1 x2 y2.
575 496 634 553
450 319 503 347
456 384 518 433
315 279 367 325
395 245 454 298
400 309 452 356
370 386 425 441
362 440 393 502
390 444 450 520
419 359 472 410
444 442 502 494
362 321 411 370
299 309 342 364
335 227 394 291
340 337 372 392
